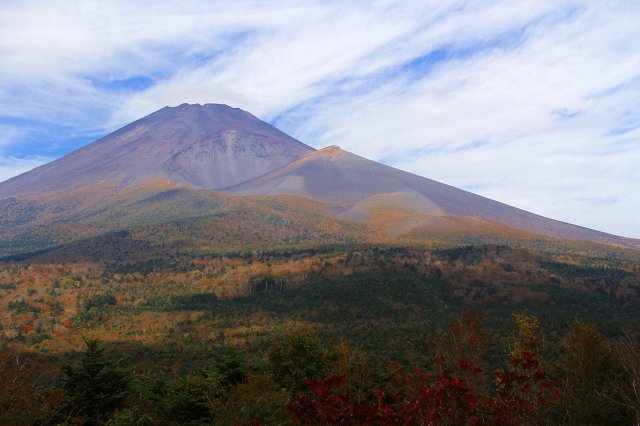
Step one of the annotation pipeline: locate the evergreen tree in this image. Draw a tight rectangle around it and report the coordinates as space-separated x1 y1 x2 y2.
210 348 248 389
61 337 131 424
266 329 335 391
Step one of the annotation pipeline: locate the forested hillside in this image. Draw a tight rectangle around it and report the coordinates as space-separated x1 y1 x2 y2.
1 243 639 424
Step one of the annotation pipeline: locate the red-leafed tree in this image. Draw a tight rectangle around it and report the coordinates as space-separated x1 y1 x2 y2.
287 352 557 425
0 348 62 425
490 351 558 425
286 312 559 425
287 376 382 425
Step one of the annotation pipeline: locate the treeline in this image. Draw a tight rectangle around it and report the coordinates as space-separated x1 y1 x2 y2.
2 312 639 425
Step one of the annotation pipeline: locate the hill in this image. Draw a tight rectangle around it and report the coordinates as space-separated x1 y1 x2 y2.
226 145 640 249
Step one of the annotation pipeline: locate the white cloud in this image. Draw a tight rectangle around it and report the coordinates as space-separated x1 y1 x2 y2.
0 0 638 237
0 156 51 183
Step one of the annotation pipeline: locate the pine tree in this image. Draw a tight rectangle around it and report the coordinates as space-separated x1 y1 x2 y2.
61 337 131 424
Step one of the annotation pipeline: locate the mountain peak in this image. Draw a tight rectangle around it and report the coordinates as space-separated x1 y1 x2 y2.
149 102 258 123
319 145 342 153
170 102 243 112
307 145 344 159
0 103 315 196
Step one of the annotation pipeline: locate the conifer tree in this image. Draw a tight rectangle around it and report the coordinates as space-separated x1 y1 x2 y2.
61 337 131 424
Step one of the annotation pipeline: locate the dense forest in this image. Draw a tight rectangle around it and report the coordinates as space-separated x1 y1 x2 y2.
1 243 640 424
2 312 640 425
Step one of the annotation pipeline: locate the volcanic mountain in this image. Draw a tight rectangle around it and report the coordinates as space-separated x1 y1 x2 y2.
0 103 314 196
226 145 638 247
1 103 638 257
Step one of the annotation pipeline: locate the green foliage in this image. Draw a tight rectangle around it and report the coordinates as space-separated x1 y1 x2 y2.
61 337 131 424
162 374 224 424
132 371 224 424
557 321 630 425
106 409 152 426
216 374 290 425
7 298 41 313
84 293 117 311
3 313 640 424
208 347 248 389
2 241 640 423
172 293 218 310
539 260 632 283
435 245 489 263
267 329 337 391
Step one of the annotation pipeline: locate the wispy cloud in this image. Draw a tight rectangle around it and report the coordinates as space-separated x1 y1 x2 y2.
0 0 638 237
0 155 51 183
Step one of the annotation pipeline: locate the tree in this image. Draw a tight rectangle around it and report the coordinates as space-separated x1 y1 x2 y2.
266 329 335 391
491 351 558 425
558 321 628 425
0 348 62 425
61 337 131 424
286 312 558 426
209 347 248 389
608 331 640 424
432 308 488 391
84 293 117 311
217 374 290 425
286 352 557 425
159 373 223 424
511 314 544 356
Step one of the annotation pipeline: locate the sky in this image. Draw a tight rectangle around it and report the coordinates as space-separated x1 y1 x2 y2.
1 1 639 238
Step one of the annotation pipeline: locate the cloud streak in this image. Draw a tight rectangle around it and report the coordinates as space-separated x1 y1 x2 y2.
0 0 638 237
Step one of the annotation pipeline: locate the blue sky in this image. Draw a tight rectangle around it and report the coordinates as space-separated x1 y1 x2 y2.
1 1 639 238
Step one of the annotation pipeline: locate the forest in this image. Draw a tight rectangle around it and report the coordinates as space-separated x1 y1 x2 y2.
1 243 640 424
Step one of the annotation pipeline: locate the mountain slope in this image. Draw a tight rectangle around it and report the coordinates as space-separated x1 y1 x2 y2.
226 146 640 249
0 182 385 260
0 104 638 255
0 103 314 196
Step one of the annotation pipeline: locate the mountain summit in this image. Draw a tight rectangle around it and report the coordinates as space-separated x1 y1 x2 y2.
0 103 314 196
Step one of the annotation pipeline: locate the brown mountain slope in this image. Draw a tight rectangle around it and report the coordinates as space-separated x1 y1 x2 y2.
0 181 387 260
225 146 640 249
4 179 630 260
0 103 314 196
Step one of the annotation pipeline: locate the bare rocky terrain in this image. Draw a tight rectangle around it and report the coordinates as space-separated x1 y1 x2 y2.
0 103 314 196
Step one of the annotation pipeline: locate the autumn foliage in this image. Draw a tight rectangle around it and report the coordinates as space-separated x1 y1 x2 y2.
5 313 640 425
0 349 62 425
1 244 638 425
287 351 557 425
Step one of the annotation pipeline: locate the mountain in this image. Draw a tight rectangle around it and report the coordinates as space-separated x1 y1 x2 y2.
1 103 638 257
0 103 314 196
225 146 640 248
